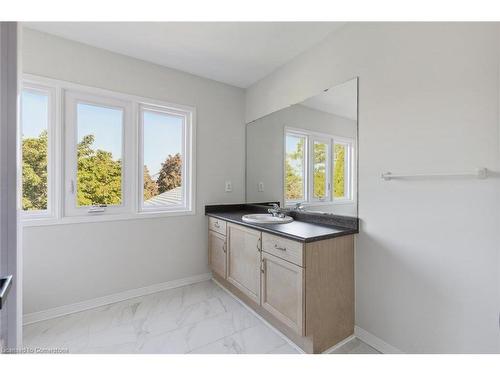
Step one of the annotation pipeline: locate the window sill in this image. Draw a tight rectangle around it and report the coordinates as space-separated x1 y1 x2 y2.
309 200 355 206
21 209 196 228
285 199 355 208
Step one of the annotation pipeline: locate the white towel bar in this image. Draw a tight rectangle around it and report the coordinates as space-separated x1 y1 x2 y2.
381 167 488 181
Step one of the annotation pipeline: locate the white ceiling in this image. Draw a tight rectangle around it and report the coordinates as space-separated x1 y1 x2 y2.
23 22 344 88
301 78 358 120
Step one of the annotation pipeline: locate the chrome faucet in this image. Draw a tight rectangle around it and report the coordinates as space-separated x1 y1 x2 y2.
268 203 285 218
294 202 305 211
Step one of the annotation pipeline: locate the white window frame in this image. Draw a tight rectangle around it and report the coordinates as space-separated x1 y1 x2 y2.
138 103 194 214
20 82 57 220
20 74 196 227
283 130 308 205
284 127 355 207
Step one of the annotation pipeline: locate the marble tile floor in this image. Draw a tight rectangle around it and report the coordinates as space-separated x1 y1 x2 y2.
23 280 380 354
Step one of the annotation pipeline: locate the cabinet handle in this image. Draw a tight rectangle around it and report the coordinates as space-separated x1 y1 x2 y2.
260 260 265 274
223 242 227 253
214 222 220 228
274 244 286 251
257 237 262 252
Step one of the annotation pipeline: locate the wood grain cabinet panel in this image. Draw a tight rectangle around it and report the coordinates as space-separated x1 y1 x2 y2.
208 230 227 279
227 223 262 304
262 232 303 266
208 217 227 235
208 216 354 353
261 252 304 335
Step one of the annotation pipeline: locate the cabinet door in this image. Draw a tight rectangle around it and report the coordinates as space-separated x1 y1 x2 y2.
227 223 261 304
209 230 227 279
261 252 304 335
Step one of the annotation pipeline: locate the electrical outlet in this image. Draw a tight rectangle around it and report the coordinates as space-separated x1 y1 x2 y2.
258 182 264 192
225 181 232 192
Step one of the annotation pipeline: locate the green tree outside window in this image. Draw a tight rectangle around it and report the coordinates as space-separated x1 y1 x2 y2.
313 142 327 199
333 144 346 198
285 136 305 201
22 130 48 210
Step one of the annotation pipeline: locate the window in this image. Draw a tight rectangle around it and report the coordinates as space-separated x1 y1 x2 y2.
65 91 132 216
21 75 195 226
139 104 192 212
76 103 124 207
284 133 307 202
311 138 330 201
333 141 351 199
21 85 54 218
284 128 354 206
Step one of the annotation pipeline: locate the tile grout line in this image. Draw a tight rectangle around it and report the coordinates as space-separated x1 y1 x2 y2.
183 295 270 353
24 279 281 354
131 293 264 353
211 278 305 354
321 334 356 354
27 279 372 354
211 279 380 354
184 312 284 354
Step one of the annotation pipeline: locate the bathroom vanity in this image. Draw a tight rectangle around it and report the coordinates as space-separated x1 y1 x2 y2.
205 204 358 353
207 76 360 353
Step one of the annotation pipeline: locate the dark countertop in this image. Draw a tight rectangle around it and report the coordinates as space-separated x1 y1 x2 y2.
206 208 358 243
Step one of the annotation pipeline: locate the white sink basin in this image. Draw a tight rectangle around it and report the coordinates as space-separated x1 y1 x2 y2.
242 213 294 224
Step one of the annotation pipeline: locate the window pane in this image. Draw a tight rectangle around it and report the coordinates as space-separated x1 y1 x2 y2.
313 141 328 200
142 110 184 208
333 143 346 198
76 103 123 207
285 134 305 201
22 90 49 211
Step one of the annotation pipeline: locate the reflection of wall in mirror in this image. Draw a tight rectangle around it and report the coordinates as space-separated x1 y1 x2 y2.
246 103 356 216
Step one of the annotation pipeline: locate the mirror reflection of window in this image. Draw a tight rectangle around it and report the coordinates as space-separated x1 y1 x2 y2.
284 130 354 206
246 77 357 217
285 133 306 202
313 140 329 201
333 143 347 199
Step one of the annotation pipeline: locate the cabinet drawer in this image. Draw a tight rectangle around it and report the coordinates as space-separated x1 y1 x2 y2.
208 217 227 235
262 233 303 267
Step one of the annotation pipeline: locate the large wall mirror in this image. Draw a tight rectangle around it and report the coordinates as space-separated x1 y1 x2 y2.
246 77 358 217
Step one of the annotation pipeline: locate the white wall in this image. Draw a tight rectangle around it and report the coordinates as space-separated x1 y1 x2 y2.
22 29 246 314
246 23 500 353
246 103 357 216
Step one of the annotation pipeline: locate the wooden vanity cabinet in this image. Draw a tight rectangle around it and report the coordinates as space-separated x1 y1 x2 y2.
226 223 262 304
261 251 304 335
208 218 354 354
208 217 226 235
208 217 228 279
208 230 227 279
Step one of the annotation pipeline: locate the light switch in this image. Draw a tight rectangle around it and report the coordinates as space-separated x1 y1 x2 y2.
225 181 232 192
258 182 264 192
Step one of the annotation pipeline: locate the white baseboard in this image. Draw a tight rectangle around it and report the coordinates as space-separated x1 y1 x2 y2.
23 273 212 325
354 326 404 354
